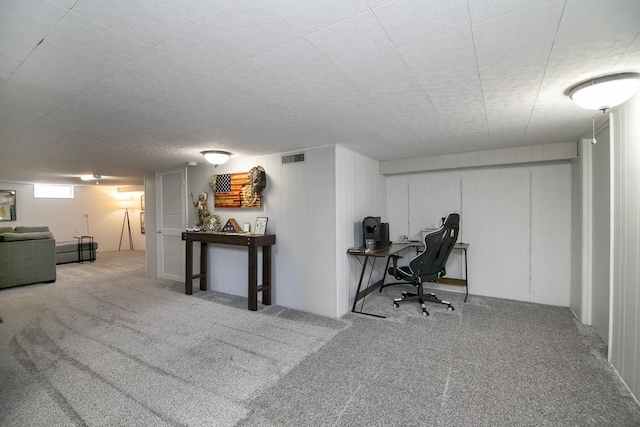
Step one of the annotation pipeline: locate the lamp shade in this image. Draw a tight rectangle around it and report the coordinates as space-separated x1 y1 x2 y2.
202 150 231 165
119 200 134 209
569 72 640 110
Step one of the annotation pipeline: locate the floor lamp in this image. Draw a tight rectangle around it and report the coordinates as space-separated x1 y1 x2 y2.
119 200 134 251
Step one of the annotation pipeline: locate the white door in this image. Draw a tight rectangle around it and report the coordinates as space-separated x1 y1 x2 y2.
156 168 187 281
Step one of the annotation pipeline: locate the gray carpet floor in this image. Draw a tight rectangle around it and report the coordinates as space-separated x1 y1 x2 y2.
1 251 639 426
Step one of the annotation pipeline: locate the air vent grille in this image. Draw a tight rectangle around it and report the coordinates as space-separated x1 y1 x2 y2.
282 153 305 164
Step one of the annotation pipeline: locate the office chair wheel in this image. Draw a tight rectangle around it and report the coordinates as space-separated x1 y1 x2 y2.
393 302 399 308
448 306 454 311
422 311 429 317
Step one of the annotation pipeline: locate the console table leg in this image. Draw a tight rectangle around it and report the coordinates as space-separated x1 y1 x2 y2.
248 245 258 311
262 246 272 305
199 242 208 291
185 240 194 295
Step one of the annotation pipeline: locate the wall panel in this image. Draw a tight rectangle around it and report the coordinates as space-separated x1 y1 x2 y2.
610 92 640 400
336 146 386 317
386 163 572 305
591 126 610 342
530 164 571 305
187 147 338 317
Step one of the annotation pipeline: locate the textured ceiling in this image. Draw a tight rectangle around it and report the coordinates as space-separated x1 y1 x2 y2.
0 0 639 186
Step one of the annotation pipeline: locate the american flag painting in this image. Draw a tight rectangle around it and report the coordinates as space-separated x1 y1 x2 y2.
213 172 261 208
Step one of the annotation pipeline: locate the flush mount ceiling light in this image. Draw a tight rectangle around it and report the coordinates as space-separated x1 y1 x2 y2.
80 174 102 184
568 72 640 112
201 150 231 167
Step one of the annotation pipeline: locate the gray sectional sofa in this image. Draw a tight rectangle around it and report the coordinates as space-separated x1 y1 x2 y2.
55 240 98 264
0 226 56 290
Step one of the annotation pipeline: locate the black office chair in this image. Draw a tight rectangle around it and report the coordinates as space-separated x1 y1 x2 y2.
387 213 460 316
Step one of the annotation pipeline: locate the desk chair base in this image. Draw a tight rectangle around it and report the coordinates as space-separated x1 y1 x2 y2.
393 289 454 317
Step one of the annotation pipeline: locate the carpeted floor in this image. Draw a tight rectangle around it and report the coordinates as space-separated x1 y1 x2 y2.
1 251 639 426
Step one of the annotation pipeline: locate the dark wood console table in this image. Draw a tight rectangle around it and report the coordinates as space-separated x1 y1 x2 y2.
182 232 276 311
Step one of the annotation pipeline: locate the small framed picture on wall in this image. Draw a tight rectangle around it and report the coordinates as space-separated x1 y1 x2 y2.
140 212 146 234
255 217 268 235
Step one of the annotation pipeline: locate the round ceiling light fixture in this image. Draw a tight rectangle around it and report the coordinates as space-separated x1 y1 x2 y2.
201 150 231 167
568 72 640 112
80 174 102 184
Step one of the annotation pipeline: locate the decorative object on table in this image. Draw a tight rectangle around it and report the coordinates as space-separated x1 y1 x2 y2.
0 190 16 221
202 214 221 232
221 218 242 232
241 166 266 207
255 217 268 235
118 199 134 251
211 166 266 208
365 239 375 253
243 222 250 232
140 212 145 234
191 192 210 227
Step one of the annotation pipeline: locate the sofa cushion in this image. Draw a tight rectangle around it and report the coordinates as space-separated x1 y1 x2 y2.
0 231 55 242
15 226 50 233
55 240 98 264
56 241 98 253
0 226 14 234
56 241 79 253
0 238 56 289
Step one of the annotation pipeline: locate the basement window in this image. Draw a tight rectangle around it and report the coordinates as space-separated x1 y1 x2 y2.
33 184 75 199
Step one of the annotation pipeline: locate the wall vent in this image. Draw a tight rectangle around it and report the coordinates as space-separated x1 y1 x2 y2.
282 153 305 164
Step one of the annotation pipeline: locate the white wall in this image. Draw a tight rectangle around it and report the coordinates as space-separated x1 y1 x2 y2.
591 125 611 343
149 145 385 318
569 125 611 339
570 152 583 319
144 174 157 276
0 181 146 251
182 146 338 318
610 92 640 401
335 146 387 317
386 163 572 306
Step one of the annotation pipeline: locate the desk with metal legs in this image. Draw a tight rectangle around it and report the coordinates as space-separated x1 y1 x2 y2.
347 243 414 318
439 243 469 302
348 242 470 317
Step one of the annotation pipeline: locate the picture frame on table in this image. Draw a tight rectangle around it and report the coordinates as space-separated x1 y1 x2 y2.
255 217 268 235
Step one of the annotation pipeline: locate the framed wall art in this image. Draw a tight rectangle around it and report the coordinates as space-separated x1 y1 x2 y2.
211 166 266 208
0 190 16 221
